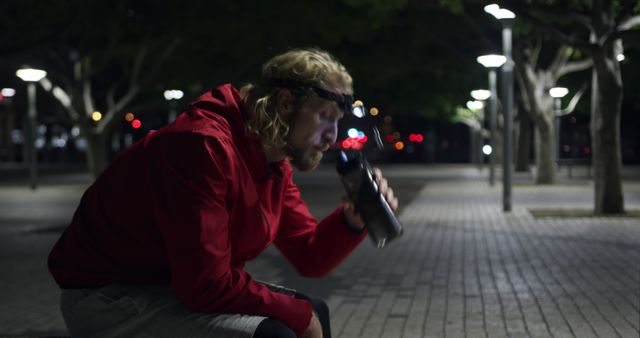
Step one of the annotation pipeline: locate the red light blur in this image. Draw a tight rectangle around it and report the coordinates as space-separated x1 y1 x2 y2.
132 119 142 129
408 133 424 143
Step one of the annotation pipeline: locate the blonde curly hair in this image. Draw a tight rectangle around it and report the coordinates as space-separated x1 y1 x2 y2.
240 48 353 150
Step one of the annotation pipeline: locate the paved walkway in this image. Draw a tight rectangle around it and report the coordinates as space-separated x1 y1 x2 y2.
0 165 639 337
313 180 640 338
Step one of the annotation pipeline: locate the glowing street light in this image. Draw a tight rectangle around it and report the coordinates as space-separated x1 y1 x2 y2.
484 4 515 20
469 89 491 166
466 100 484 111
1 88 16 98
352 100 365 118
91 111 103 122
16 69 47 82
471 89 491 101
164 89 184 123
483 145 493 155
16 67 47 190
549 87 569 98
477 55 506 68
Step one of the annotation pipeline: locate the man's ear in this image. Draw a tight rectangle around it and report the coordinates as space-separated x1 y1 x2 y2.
275 89 293 116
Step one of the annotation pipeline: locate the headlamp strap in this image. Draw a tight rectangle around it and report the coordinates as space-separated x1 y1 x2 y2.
263 78 354 114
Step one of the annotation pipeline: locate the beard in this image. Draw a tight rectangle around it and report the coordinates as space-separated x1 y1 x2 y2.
284 142 324 171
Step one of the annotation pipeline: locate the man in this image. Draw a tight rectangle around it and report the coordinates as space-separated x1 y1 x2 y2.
49 48 398 338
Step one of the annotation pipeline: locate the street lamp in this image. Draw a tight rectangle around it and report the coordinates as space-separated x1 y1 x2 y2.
164 89 184 123
470 89 491 167
485 3 516 212
549 87 569 163
16 67 47 190
471 89 491 101
477 55 506 186
466 100 485 165
1 88 17 162
1 88 16 98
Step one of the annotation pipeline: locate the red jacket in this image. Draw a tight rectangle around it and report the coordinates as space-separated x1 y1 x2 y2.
48 84 367 337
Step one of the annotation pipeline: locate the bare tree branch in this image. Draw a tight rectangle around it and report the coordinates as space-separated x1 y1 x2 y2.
516 10 596 52
97 37 181 133
106 82 119 111
97 85 139 134
548 45 573 78
557 57 592 77
557 82 588 117
497 0 592 30
38 80 80 122
521 35 542 68
618 14 640 31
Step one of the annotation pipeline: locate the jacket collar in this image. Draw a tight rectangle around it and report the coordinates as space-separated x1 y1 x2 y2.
190 84 284 183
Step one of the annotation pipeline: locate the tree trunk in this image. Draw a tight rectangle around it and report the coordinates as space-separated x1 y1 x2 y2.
85 132 110 178
516 104 532 172
534 114 555 184
591 50 624 214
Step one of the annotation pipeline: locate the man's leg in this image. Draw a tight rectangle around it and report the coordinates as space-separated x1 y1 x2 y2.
253 318 296 338
60 284 264 338
309 297 331 338
252 296 330 338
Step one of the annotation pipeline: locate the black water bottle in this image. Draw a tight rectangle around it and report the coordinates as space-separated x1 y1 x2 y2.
336 150 403 248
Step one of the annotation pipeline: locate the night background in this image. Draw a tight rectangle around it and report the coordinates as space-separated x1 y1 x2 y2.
1 0 638 168
0 1 639 337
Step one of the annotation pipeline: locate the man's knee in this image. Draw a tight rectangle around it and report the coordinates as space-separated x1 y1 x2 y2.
253 318 296 338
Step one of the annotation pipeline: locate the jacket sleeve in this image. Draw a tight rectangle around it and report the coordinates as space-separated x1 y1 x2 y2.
148 133 312 337
274 168 368 278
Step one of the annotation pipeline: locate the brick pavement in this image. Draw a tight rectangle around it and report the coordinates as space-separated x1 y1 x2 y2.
1 166 639 338
304 179 640 338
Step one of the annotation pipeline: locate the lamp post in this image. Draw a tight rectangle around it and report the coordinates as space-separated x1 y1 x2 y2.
471 89 491 168
477 55 506 186
466 99 485 165
485 3 516 212
549 87 569 163
164 89 184 123
1 88 16 162
16 68 47 190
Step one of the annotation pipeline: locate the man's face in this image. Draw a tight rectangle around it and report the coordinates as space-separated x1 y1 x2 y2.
284 94 345 171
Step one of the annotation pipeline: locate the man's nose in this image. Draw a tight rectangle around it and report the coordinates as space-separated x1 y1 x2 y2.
323 122 338 144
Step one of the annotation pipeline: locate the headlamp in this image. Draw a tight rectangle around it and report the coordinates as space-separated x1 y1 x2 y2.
264 78 355 116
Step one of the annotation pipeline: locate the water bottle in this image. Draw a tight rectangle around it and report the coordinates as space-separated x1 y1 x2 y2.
336 150 403 248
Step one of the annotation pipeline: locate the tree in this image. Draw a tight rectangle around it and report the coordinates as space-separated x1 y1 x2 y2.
503 0 640 214
2 0 186 177
514 40 590 184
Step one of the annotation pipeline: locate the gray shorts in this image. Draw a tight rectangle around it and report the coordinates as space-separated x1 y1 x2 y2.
60 282 294 338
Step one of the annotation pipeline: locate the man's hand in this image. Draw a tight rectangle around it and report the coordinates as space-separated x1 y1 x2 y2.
302 311 323 338
343 167 399 230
